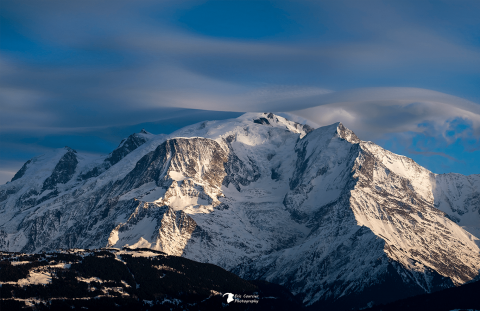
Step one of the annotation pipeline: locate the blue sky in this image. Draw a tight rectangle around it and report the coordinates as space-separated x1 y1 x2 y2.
1 0 480 183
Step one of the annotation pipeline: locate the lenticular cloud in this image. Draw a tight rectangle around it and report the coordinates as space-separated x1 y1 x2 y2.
287 87 480 141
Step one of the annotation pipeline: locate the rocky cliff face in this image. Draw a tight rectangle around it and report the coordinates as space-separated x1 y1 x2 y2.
78 129 156 180
0 112 479 310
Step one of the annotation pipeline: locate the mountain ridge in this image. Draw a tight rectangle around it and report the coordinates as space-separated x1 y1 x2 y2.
1 112 479 310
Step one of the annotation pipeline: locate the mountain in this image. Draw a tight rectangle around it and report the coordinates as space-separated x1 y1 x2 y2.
0 113 479 310
0 248 302 310
433 173 480 239
78 129 157 180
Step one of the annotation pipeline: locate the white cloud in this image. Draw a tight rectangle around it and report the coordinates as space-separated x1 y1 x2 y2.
288 87 480 142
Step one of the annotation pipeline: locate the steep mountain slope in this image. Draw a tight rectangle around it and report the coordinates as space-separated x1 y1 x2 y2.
232 122 478 309
433 173 480 241
78 129 157 180
0 112 479 310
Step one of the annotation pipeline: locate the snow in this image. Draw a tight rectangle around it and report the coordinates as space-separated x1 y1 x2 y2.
1 112 479 307
433 173 480 246
129 250 161 257
110 215 159 249
10 261 31 266
1 270 53 286
108 229 120 246
169 171 186 181
0 261 73 287
20 271 52 285
77 276 104 283
129 237 152 249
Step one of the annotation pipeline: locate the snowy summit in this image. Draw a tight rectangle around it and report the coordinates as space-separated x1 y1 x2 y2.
0 113 479 309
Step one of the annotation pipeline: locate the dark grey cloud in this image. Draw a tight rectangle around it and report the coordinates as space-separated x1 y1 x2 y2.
2 0 480 132
1 0 480 182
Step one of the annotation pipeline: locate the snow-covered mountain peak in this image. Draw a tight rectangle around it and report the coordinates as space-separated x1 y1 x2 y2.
7 146 74 185
75 129 157 182
63 146 77 153
116 130 155 150
337 122 361 143
243 112 314 138
1 112 480 310
298 121 360 145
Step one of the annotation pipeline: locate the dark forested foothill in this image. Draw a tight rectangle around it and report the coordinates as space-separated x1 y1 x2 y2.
0 249 304 311
0 259 48 282
363 277 480 311
123 254 257 301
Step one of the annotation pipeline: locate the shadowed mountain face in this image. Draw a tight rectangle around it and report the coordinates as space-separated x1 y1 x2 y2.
78 130 156 181
107 129 153 166
0 113 479 310
42 148 78 191
363 277 480 311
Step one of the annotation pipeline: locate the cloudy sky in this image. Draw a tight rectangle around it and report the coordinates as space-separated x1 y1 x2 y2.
1 0 480 183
